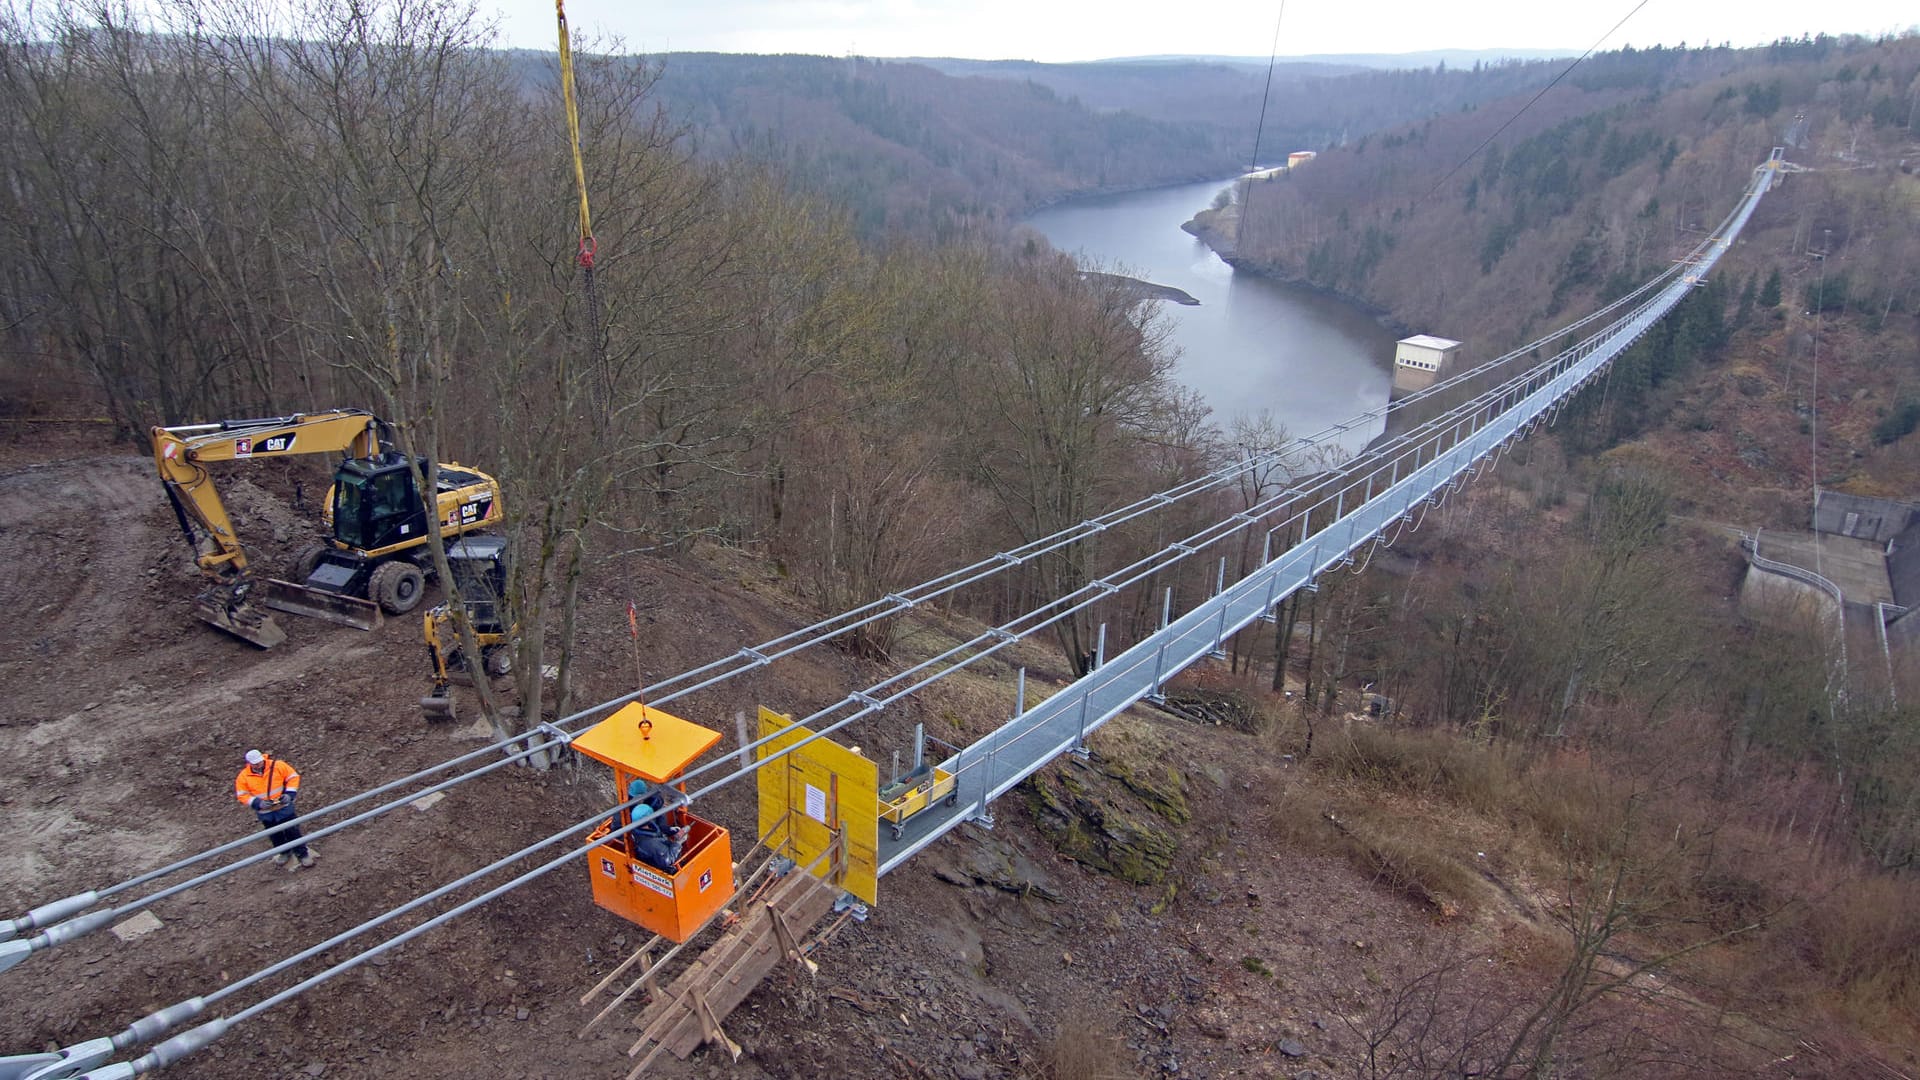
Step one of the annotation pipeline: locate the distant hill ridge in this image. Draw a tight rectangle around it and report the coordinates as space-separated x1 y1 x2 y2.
1091 48 1579 69
639 51 1572 234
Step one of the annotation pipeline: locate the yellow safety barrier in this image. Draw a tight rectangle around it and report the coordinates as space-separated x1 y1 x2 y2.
755 706 879 906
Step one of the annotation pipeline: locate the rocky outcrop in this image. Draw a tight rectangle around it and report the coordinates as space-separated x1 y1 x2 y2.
1023 720 1189 886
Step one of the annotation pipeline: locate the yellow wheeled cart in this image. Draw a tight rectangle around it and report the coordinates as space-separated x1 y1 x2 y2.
877 723 958 840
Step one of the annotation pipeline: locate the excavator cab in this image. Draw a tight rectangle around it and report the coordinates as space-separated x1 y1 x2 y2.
576 703 735 943
330 454 431 552
304 456 500 615
442 535 510 634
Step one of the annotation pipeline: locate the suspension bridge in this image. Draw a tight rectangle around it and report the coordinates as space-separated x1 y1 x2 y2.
0 149 1784 1080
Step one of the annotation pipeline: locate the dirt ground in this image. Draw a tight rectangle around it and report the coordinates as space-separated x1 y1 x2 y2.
0 433 1866 1080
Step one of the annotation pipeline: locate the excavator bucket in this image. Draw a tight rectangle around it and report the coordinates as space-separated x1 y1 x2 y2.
192 593 288 649
259 578 383 632
420 693 457 723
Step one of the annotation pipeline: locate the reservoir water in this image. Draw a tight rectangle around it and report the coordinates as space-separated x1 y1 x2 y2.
1025 179 1394 453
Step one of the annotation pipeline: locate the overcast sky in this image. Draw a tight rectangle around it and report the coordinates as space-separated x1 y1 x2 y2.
501 1 1917 63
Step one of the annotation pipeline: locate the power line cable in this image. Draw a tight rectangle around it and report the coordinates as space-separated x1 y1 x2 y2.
1420 0 1657 205
1247 0 1288 172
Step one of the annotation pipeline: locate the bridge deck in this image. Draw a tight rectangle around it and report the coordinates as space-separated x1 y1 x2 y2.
876 158 1775 876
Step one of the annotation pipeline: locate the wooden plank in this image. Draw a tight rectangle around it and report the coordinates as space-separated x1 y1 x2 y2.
624 843 850 1071
656 877 837 1058
584 846 795 1036
581 934 662 1005
625 870 838 1067
629 870 817 1036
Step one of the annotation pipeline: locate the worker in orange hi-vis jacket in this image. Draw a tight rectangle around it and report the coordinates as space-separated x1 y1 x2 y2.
235 749 315 871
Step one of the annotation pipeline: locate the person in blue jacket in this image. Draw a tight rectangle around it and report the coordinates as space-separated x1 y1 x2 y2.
626 779 686 872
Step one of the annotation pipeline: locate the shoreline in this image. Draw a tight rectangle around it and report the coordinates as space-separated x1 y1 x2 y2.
1017 171 1244 218
1081 270 1200 307
1182 206 1414 339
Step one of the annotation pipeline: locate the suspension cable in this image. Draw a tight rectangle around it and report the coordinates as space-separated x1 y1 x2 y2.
38 170 1776 1078
0 198 1729 972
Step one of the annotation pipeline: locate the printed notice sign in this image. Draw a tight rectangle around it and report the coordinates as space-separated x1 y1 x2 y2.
804 783 827 823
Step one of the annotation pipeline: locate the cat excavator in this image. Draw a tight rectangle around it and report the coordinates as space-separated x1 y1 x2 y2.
152 409 503 648
419 534 516 722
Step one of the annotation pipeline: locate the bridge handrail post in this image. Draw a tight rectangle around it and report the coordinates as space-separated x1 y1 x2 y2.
1073 685 1092 757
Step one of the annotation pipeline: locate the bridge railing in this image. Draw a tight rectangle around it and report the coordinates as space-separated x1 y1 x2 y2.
878 157 1782 861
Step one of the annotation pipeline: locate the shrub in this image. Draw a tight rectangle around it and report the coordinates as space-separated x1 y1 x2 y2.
1872 399 1920 445
1336 814 1482 917
1320 726 1520 815
1804 873 1920 1030
1803 272 1850 313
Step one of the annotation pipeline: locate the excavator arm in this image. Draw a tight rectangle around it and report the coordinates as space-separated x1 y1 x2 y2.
153 410 386 571
151 410 390 646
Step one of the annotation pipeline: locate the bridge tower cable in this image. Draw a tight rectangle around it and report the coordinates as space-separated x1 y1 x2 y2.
1246 1 1288 174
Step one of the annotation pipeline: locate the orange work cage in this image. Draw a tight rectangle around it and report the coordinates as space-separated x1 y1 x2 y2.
575 702 735 942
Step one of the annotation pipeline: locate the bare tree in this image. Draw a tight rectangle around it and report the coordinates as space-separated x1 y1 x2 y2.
960 256 1183 671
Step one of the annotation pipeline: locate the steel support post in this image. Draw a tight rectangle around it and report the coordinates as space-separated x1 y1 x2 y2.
1208 558 1230 659
1072 688 1092 758
973 727 999 830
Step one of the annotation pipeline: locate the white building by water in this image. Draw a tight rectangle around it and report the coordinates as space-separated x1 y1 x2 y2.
1392 334 1462 392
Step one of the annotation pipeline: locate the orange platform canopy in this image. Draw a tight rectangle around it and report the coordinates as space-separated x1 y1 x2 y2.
573 702 722 783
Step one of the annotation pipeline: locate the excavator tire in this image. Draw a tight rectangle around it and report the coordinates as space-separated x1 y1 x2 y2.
369 560 426 615
290 543 330 585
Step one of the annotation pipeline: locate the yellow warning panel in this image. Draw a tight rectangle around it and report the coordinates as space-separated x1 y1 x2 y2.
756 706 879 905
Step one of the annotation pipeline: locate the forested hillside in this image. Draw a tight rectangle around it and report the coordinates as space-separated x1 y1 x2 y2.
8 5 1920 1077
1170 36 1920 1067
0 0 1244 725
916 54 1576 159
642 52 1577 235
642 53 1238 235
1200 36 1920 352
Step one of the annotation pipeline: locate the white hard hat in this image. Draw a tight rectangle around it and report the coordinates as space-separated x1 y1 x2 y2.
245 749 265 766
